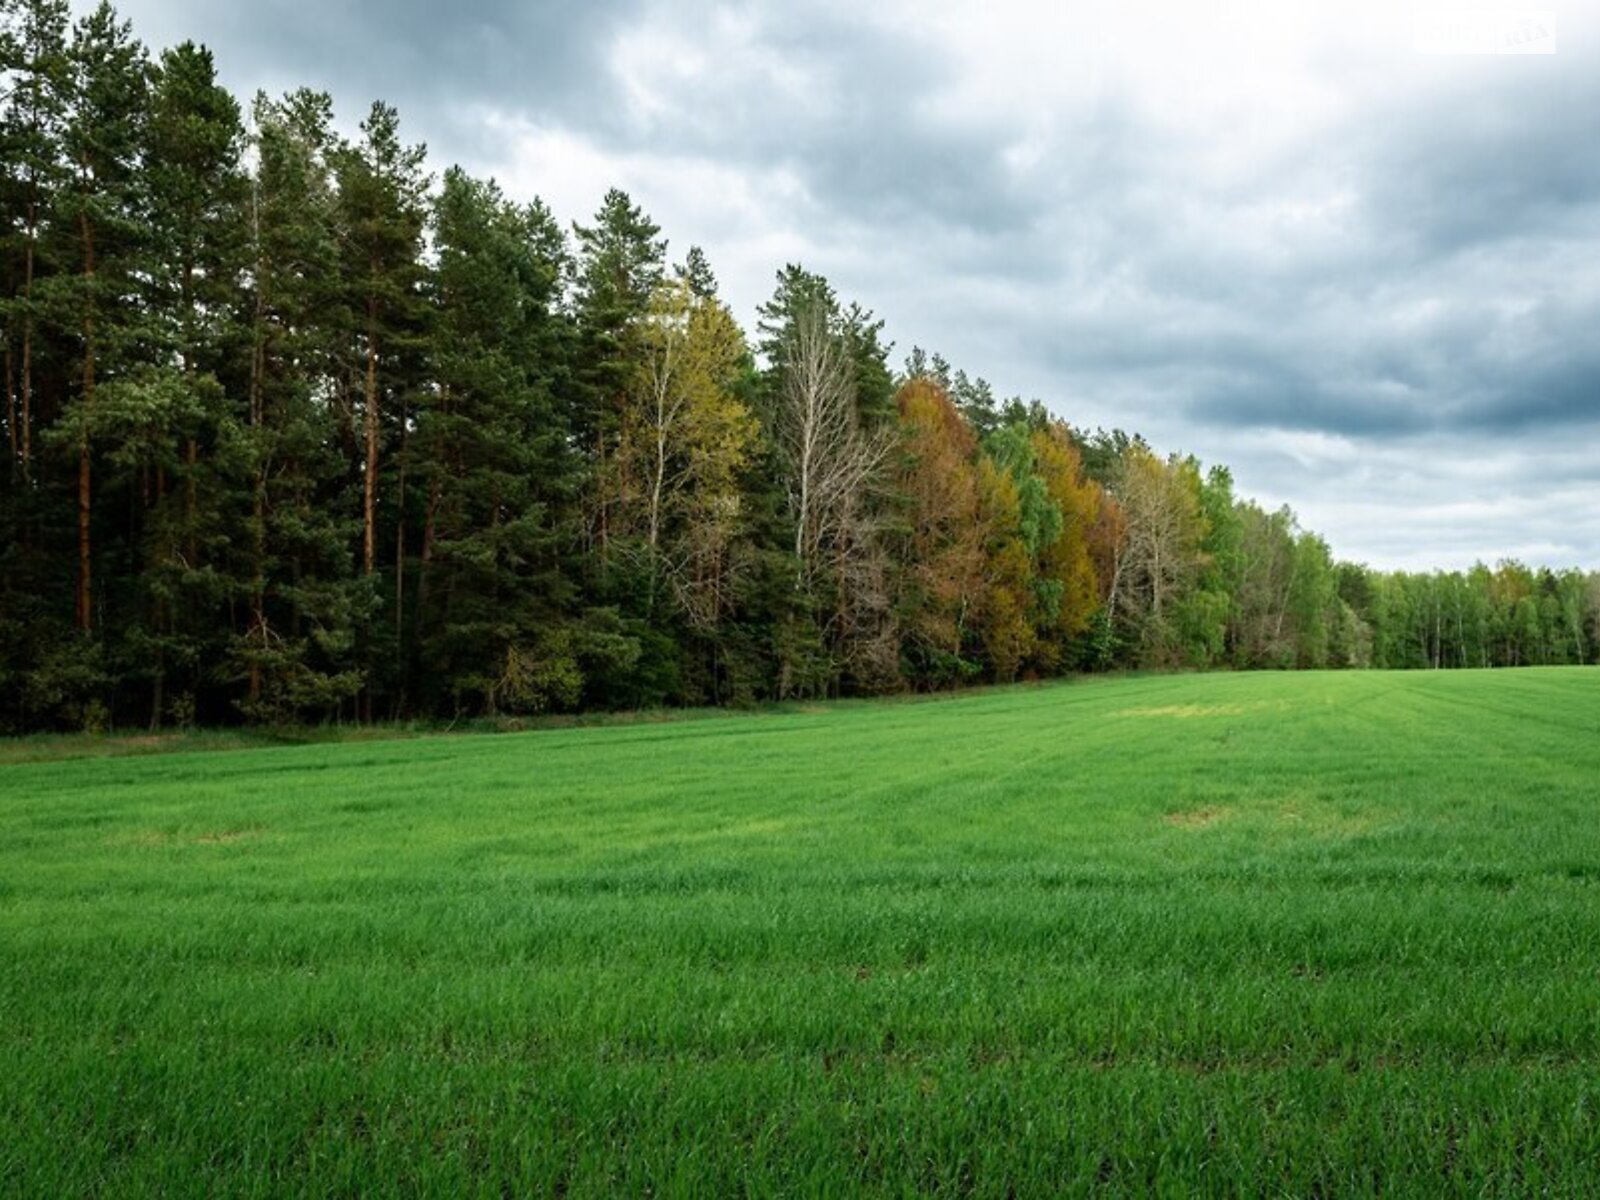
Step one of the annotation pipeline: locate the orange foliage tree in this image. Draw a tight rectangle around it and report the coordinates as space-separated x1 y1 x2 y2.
891 378 988 685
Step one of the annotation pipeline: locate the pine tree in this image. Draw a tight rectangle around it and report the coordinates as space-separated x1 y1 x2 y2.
675 244 716 300
56 1 148 634
333 100 428 715
233 90 362 722
413 167 578 716
0 0 70 488
335 101 425 574
0 0 78 729
119 39 248 724
570 188 665 560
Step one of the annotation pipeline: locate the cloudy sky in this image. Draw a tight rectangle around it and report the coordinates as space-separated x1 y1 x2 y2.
94 0 1598 569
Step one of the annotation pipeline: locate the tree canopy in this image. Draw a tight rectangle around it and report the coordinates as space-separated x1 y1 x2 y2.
1 0 1594 733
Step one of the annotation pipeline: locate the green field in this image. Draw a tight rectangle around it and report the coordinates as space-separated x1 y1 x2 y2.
4 669 1600 1196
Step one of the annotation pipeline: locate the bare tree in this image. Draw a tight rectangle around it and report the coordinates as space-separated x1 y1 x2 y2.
768 306 898 691
775 306 892 595
1111 448 1204 657
664 491 746 634
635 289 687 560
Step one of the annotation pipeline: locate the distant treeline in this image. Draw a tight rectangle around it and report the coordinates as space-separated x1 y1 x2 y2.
2 1 1596 733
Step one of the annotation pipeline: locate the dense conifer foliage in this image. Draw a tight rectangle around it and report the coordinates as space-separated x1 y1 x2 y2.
2 1 1595 731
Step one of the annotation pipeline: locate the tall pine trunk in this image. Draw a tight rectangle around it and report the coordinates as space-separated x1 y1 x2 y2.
75 214 96 633
362 285 379 577
150 467 166 728
360 281 380 726
4 341 15 480
20 204 37 485
392 405 407 718
417 475 439 662
183 261 198 565
3 248 15 477
247 188 268 707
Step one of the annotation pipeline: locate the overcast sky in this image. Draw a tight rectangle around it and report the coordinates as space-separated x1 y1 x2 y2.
91 0 1598 570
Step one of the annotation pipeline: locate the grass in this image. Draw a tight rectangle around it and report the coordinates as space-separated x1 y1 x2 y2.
0 703 795 766
3 668 1600 1196
0 691 990 766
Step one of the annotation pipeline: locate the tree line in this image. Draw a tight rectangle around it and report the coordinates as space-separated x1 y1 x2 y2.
2 0 1596 733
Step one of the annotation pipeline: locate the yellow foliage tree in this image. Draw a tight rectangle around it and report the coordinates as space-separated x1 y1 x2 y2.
1030 425 1104 667
892 378 986 679
617 277 757 629
975 456 1037 679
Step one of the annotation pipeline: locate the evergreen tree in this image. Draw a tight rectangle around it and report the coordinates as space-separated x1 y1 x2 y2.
232 90 363 722
675 244 717 300
0 0 70 489
333 100 428 714
570 188 664 559
0 0 77 729
121 39 248 724
413 167 578 716
55 0 147 634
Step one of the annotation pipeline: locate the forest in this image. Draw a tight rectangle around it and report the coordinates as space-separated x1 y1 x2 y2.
2 0 1597 734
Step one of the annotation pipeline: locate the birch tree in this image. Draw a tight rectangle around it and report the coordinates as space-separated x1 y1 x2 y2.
1112 446 1207 662
619 274 755 630
769 302 896 689
775 305 889 594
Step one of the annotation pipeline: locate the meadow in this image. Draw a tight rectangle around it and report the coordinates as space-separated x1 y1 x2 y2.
4 668 1600 1196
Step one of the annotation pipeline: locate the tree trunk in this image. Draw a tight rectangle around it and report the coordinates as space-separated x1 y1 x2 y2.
417 475 439 644
248 489 265 708
75 215 96 633
416 385 445 644
184 438 199 563
361 288 378 727
248 188 269 707
595 424 609 565
1107 547 1124 624
1150 543 1163 622
150 649 164 733
183 259 198 564
4 341 16 480
3 240 16 476
362 286 380 576
649 425 665 554
77 441 92 629
393 415 407 646
793 424 812 591
20 205 36 485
